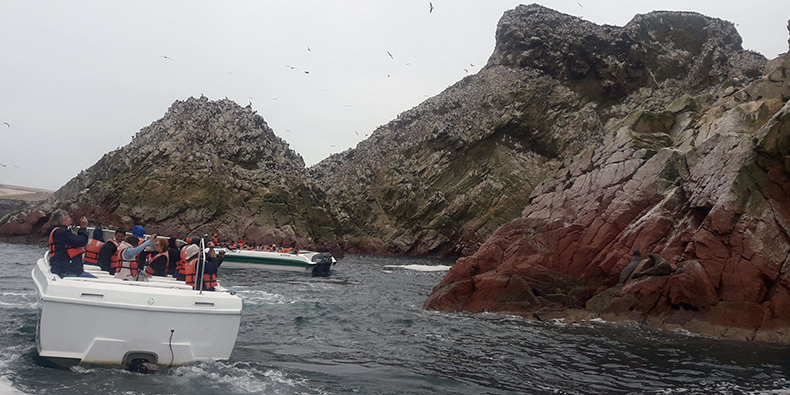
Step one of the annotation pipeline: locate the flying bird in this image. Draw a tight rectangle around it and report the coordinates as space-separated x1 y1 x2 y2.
272 97 278 100
0 162 6 167
463 68 468 73
387 51 393 59
304 70 310 74
307 46 311 52
577 2 583 7
286 65 298 70
429 2 434 13
330 145 336 147
354 132 359 135
470 63 474 67
405 62 411 66
1 122 9 127
160 55 172 60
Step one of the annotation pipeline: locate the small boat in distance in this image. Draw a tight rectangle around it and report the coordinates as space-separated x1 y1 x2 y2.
219 248 336 276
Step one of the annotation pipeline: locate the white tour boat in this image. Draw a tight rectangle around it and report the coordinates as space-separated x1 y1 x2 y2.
32 249 242 369
219 248 336 276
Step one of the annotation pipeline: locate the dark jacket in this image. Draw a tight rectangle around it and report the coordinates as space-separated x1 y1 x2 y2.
196 256 223 291
97 240 119 272
48 225 89 276
166 247 180 276
146 252 169 277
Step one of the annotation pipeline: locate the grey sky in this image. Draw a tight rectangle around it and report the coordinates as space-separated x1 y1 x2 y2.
1 1 787 190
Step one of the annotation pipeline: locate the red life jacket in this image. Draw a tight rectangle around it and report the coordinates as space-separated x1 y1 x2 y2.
176 247 187 276
113 243 139 277
203 273 217 289
48 227 86 259
184 256 198 287
145 252 169 277
83 239 104 264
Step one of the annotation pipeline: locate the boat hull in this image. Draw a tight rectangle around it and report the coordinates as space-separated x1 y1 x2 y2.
33 256 241 367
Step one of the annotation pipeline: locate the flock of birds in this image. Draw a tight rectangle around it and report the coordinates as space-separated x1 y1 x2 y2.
151 2 478 152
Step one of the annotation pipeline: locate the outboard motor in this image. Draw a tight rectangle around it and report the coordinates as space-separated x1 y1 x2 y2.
311 253 333 277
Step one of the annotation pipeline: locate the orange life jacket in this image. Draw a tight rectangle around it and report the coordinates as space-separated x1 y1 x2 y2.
48 227 86 259
203 273 217 289
83 239 104 264
229 244 237 249
184 256 198 287
212 237 219 245
282 247 293 253
113 243 139 278
145 252 169 277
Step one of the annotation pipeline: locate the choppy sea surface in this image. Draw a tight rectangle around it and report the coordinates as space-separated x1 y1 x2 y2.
0 242 788 395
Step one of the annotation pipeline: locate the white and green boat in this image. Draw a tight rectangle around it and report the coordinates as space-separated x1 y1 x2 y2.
218 249 336 276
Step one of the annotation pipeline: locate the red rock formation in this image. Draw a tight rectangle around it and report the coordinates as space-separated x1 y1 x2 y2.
425 55 790 343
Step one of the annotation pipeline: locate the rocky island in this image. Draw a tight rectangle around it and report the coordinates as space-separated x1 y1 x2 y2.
423 6 790 343
2 5 789 343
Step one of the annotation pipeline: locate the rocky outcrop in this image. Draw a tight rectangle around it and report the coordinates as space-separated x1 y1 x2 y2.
310 4 764 257
1 97 340 252
425 51 790 342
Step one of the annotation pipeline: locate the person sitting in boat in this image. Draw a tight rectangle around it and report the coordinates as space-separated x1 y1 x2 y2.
113 233 157 281
165 237 180 276
144 238 170 277
132 225 152 274
47 209 96 278
212 233 219 246
98 228 125 274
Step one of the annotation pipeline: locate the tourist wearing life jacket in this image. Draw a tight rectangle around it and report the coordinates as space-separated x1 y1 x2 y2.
46 209 95 278
113 234 156 281
145 238 170 277
99 229 126 273
200 245 224 291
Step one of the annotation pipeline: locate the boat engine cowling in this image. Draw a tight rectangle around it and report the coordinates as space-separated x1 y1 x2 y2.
311 253 333 277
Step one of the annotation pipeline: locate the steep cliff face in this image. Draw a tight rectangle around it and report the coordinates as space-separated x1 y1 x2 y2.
311 4 765 257
1 97 340 251
425 50 790 342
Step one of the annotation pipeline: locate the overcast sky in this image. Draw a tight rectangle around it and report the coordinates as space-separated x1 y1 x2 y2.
1 1 788 191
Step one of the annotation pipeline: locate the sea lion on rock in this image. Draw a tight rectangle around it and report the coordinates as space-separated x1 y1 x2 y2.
618 247 642 285
632 253 674 278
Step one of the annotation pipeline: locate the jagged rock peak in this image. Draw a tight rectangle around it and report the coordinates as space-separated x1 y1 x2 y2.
487 4 765 100
129 96 303 169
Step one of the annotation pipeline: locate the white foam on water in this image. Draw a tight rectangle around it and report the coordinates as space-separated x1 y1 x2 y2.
172 361 315 394
0 376 29 395
382 264 452 272
656 381 790 395
233 289 287 305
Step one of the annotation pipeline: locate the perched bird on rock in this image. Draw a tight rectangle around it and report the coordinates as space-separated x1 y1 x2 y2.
619 247 641 285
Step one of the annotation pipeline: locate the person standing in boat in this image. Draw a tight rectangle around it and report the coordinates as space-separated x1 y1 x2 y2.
98 228 126 274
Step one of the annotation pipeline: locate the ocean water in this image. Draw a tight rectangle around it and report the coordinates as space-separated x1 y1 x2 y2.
0 242 788 395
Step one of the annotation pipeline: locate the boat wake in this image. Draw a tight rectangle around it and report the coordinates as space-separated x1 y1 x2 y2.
382 264 452 272
171 360 322 394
